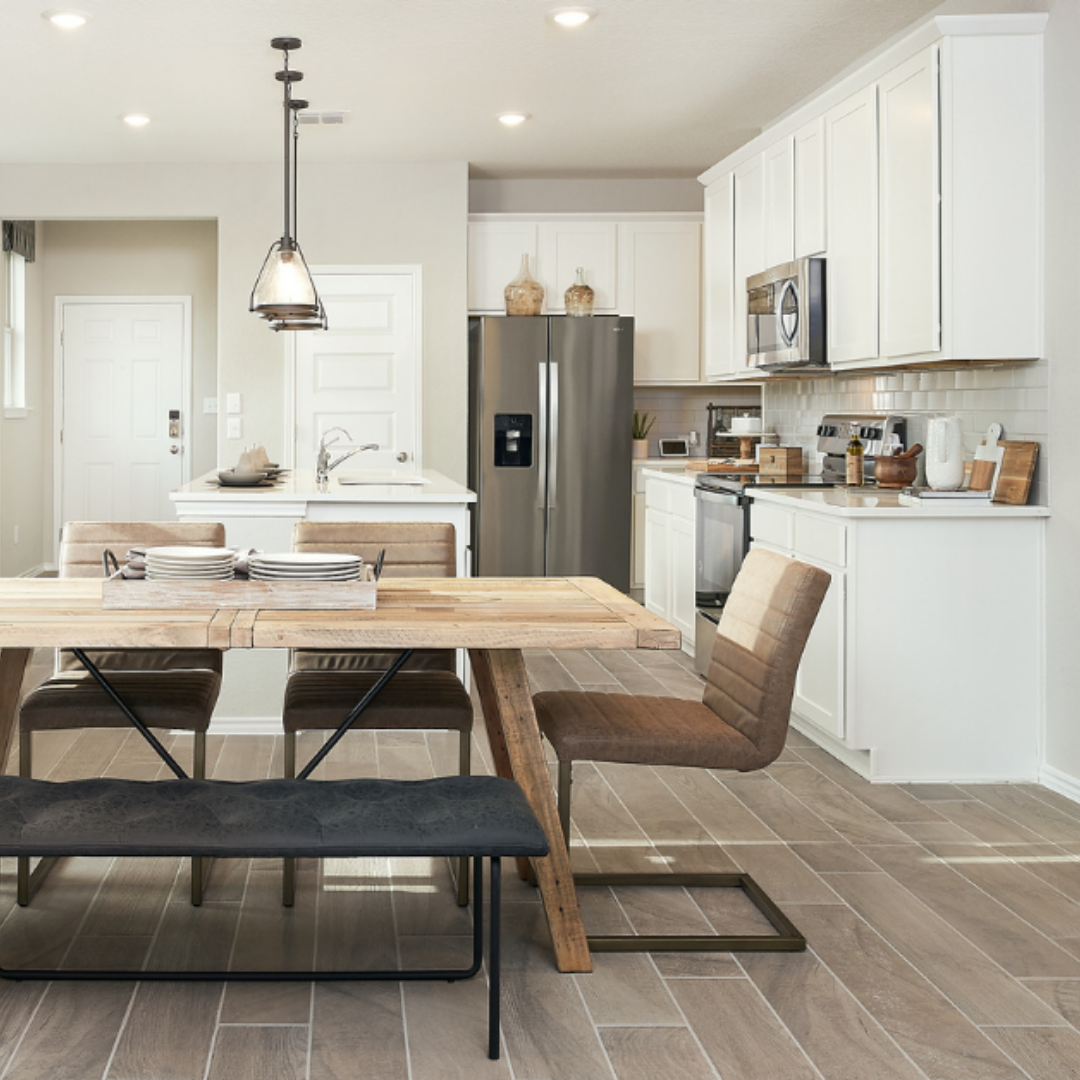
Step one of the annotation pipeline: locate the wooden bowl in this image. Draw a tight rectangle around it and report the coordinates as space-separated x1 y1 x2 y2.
874 455 918 488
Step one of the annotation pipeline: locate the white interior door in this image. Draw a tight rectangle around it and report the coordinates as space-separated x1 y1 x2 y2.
293 270 420 474
59 300 189 526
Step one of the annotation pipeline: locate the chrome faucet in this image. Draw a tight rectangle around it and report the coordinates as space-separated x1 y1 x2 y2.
316 427 378 482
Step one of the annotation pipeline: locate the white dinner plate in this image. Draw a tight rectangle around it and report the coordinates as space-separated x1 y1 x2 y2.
249 569 361 581
250 553 362 567
145 546 235 561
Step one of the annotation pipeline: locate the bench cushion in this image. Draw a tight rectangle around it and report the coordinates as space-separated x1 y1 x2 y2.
0 776 549 860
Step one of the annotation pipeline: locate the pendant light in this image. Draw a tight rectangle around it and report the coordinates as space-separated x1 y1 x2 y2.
249 37 327 331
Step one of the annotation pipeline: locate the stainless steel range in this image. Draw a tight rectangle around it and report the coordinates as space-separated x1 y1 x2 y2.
692 412 908 673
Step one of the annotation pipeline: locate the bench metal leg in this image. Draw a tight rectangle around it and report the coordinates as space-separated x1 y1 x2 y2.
283 732 298 906
191 733 209 907
0 853 503 1060
456 731 471 907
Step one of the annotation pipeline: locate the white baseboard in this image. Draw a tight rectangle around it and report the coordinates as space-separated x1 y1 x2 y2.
208 716 282 736
17 564 47 578
1038 764 1080 807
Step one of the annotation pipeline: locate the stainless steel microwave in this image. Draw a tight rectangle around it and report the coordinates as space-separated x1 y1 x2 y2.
747 257 826 371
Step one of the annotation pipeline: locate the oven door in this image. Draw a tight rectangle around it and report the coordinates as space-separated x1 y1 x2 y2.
694 486 749 608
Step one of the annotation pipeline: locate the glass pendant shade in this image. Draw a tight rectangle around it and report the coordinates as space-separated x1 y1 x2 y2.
250 240 319 318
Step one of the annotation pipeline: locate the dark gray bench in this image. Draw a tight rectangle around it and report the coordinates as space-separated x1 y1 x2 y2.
0 774 548 1060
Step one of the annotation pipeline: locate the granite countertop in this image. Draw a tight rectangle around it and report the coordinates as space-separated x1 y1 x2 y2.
749 487 1050 518
172 468 476 505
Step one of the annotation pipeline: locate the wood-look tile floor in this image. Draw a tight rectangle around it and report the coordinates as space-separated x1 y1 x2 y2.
3 648 1080 1078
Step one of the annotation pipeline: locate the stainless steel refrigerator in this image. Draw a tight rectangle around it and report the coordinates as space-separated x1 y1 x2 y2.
468 315 634 590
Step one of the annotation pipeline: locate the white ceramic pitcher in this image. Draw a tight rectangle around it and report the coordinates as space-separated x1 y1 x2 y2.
925 416 965 490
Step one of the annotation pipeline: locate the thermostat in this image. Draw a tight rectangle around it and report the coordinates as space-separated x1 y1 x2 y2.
658 437 690 458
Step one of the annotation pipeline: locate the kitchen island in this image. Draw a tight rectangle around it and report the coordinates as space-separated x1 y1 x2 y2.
171 469 475 731
749 487 1049 783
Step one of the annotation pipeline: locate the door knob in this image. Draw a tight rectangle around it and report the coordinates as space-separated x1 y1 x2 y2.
396 451 408 463
169 445 180 455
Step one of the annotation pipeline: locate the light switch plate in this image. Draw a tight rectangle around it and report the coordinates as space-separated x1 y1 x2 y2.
226 393 242 415
203 397 218 414
227 417 242 439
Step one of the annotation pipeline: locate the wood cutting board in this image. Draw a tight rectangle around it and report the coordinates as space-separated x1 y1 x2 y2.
685 460 759 473
992 440 1039 505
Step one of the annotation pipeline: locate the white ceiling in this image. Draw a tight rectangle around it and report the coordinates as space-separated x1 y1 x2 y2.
8 0 949 178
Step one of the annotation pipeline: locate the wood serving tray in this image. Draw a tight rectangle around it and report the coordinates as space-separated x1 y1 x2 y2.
102 571 377 611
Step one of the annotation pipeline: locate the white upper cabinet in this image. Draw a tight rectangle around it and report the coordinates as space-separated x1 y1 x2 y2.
539 221 618 314
878 46 941 360
703 173 736 380
468 221 539 312
619 220 702 384
826 84 879 365
698 14 1045 374
763 136 795 268
794 117 827 257
733 154 765 373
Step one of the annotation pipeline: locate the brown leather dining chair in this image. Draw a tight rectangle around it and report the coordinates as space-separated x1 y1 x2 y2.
280 521 474 906
532 547 830 951
17 521 225 907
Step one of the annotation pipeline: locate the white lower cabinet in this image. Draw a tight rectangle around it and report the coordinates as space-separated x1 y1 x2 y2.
643 474 696 655
749 495 1044 782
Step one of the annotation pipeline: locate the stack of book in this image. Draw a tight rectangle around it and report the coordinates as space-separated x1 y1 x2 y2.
897 487 992 506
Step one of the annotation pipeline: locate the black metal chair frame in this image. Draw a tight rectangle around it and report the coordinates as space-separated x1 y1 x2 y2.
554 759 806 953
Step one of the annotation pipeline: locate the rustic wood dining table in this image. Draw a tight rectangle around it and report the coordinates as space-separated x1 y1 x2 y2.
0 575 680 974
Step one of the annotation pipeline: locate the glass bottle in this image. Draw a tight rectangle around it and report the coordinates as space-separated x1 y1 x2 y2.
564 267 595 316
504 254 545 316
846 423 865 486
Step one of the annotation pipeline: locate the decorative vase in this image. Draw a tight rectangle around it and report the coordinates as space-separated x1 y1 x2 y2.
632 439 649 460
504 254 544 316
564 267 595 316
925 416 965 490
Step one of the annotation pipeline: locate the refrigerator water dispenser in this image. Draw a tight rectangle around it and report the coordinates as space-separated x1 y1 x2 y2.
494 414 532 467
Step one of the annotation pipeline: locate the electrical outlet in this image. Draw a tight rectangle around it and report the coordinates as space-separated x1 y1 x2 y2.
227 417 242 439
226 393 242 415
203 397 218 414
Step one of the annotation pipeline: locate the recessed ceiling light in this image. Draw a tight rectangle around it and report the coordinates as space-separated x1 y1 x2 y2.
550 7 596 27
42 9 90 28
498 113 530 127
122 114 151 127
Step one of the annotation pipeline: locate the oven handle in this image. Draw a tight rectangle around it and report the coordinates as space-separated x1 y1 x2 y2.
694 488 745 507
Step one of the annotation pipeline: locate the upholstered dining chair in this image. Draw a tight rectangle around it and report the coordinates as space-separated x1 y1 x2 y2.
17 521 225 907
280 520 473 906
532 547 830 952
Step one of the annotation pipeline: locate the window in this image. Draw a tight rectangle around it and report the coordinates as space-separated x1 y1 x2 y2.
3 249 26 415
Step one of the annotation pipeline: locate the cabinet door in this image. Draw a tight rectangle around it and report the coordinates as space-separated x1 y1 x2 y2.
792 560 845 739
703 173 736 380
794 117 827 257
539 221 618 314
879 46 941 359
764 136 795 269
644 507 671 618
826 85 879 364
468 221 539 312
619 221 702 384
670 513 697 651
733 154 765 373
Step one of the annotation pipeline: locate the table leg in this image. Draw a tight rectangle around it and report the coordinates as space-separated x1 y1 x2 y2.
0 649 32 775
469 648 592 974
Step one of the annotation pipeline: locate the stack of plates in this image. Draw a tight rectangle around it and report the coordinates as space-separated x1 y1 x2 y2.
249 553 363 581
146 546 236 581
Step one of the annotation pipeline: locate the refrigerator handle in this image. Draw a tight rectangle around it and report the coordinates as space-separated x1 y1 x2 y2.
549 362 559 509
536 362 547 510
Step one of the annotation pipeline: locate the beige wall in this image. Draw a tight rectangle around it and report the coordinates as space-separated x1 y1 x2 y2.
0 225 47 576
42 219 218 479
1041 0 1080 789
0 160 469 566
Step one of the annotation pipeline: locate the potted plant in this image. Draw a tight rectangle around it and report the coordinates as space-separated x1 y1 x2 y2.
632 411 655 460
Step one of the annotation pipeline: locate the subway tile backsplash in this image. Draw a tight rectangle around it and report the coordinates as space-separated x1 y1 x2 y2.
763 360 1048 504
633 385 761 456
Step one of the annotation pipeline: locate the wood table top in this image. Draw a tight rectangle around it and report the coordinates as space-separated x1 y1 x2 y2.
0 577 680 652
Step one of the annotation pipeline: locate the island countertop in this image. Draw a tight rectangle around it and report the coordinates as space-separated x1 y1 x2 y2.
171 468 476 506
748 486 1050 518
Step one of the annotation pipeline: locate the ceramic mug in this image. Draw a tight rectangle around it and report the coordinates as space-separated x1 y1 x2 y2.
925 416 965 490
